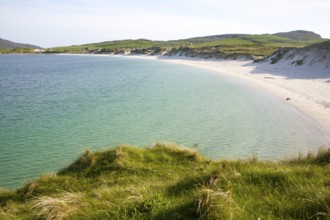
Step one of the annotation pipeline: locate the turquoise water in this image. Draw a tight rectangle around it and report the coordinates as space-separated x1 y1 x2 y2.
0 54 329 189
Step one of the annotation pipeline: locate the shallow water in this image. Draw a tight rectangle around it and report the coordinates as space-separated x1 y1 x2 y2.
0 54 328 189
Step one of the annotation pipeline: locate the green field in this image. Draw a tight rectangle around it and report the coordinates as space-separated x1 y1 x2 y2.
1 143 329 219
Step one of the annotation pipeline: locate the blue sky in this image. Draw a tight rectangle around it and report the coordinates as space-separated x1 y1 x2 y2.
1 0 330 47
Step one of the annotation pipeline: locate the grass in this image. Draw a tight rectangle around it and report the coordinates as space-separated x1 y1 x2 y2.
47 32 327 60
1 31 326 60
33 192 85 220
0 48 35 54
170 44 280 60
0 143 329 219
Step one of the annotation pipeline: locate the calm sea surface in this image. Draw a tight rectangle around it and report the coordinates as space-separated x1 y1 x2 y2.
0 54 329 189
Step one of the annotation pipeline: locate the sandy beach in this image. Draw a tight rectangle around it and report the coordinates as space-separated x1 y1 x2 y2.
123 55 330 137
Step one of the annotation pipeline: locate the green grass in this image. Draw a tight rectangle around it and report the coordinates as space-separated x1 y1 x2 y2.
186 34 326 60
0 48 35 54
52 39 167 53
0 143 329 219
48 33 326 60
1 31 327 59
171 44 280 60
84 39 165 49
192 34 324 48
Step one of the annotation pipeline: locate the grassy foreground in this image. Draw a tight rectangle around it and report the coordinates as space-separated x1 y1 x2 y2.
0 143 329 219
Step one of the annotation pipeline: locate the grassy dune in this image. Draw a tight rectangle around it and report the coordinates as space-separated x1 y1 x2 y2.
49 32 326 59
0 143 329 219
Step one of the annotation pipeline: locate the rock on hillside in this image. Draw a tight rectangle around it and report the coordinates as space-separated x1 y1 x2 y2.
0 38 41 49
263 40 330 71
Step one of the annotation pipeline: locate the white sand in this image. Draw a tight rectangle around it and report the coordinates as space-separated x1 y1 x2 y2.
122 55 330 136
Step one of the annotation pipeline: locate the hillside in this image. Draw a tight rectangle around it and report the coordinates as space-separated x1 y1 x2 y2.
50 30 327 60
0 38 42 54
263 40 330 72
0 38 41 49
273 30 322 41
0 143 329 219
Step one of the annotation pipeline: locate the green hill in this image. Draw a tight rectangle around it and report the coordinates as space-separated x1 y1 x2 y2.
49 30 327 60
0 38 41 49
1 143 329 219
0 38 42 54
273 30 322 41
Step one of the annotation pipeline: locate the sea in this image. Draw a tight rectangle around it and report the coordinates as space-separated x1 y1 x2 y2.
0 54 329 189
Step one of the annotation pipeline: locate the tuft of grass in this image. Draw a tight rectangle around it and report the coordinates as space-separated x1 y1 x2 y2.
196 187 240 220
152 142 204 162
288 148 330 165
33 192 85 220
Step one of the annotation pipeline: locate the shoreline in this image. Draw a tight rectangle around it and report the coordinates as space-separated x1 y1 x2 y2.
121 55 330 138
55 53 330 138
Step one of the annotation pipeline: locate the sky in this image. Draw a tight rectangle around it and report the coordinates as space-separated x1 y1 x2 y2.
1 0 330 48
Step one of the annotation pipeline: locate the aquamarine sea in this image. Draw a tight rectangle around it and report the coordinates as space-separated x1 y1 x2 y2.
0 54 328 189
